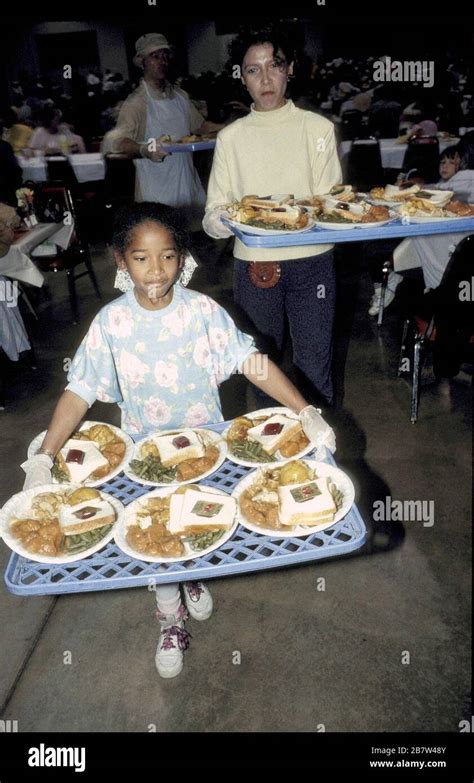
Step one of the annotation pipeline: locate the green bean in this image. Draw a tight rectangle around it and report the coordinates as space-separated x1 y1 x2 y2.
130 456 176 483
52 463 69 483
185 530 224 551
230 440 276 462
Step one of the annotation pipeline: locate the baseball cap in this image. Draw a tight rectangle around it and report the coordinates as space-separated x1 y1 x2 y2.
133 33 171 67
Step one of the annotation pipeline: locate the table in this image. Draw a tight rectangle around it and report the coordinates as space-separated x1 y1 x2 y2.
17 153 105 184
3 427 367 596
224 216 474 248
0 222 75 287
339 138 459 170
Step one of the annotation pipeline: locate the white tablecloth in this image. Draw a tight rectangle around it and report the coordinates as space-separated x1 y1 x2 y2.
339 138 459 170
17 153 105 183
0 222 75 287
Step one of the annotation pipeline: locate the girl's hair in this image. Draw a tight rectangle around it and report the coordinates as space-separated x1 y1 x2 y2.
229 24 295 70
112 202 190 255
439 145 458 162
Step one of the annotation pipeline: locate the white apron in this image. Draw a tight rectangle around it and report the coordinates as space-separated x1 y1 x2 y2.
135 83 205 225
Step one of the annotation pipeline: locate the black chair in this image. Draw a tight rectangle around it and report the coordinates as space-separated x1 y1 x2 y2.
340 110 364 141
402 136 440 183
345 139 384 192
33 185 101 323
398 234 474 422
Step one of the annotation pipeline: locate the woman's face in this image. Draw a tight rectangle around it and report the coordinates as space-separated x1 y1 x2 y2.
116 222 183 310
439 156 457 181
241 43 293 112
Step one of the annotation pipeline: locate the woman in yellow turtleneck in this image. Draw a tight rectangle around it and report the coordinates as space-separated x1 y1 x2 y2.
204 24 342 407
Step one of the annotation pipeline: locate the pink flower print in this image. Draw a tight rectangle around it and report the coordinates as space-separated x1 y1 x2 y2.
124 416 142 435
209 327 229 354
106 305 134 338
193 335 212 368
119 350 149 388
87 322 103 351
198 296 218 315
162 303 192 337
143 397 172 427
184 403 211 428
154 361 178 388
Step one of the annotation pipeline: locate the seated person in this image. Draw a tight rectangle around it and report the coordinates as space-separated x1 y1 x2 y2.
0 204 31 362
25 106 85 157
2 108 33 154
393 132 474 291
367 142 468 317
0 115 22 207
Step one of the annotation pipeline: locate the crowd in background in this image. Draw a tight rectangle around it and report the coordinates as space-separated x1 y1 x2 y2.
1 52 474 155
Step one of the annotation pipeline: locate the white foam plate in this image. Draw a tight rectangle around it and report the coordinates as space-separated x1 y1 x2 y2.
28 421 134 487
224 217 315 236
0 483 124 564
232 460 355 539
114 486 237 563
123 428 227 487
224 407 316 468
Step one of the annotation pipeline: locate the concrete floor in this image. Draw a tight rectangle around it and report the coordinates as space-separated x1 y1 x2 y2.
0 234 471 733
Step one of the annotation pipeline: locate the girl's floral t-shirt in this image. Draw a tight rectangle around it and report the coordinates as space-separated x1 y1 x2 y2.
66 286 256 438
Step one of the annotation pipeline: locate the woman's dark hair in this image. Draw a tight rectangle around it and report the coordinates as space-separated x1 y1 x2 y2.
229 24 295 69
439 145 458 162
456 131 474 170
112 202 190 255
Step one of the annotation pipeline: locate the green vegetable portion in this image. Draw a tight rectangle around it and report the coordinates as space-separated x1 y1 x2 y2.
62 523 113 555
52 463 69 483
130 455 177 483
184 529 225 552
229 440 277 463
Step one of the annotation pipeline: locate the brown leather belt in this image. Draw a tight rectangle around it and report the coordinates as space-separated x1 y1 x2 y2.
247 261 281 288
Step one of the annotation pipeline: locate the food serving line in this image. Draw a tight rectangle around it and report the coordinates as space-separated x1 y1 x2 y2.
4 422 366 596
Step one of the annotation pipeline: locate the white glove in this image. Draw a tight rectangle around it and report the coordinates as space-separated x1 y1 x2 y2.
299 405 336 454
202 208 234 239
21 454 53 490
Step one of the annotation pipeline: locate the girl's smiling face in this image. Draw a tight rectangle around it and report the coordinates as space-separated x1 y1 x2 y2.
115 221 183 310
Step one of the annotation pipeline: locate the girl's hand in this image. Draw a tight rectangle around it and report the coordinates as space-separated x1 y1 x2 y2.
299 406 336 453
20 454 53 490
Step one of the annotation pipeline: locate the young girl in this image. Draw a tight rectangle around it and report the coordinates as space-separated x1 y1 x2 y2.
21 202 334 679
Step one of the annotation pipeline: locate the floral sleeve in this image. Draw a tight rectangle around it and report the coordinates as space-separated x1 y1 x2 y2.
65 315 123 407
194 295 257 384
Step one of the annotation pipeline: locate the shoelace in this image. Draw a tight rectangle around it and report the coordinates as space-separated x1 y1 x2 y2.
185 582 204 602
155 603 189 624
160 625 191 652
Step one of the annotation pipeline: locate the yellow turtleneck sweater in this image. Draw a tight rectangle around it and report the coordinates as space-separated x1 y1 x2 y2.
205 100 342 261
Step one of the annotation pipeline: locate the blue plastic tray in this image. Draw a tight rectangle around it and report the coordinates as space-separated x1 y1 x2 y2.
223 216 474 247
4 433 367 596
161 141 216 153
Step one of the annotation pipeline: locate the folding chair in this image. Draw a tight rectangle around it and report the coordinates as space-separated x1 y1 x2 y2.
34 185 101 323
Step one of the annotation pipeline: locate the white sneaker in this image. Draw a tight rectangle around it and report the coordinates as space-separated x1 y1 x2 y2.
182 581 213 621
368 285 382 316
155 604 190 679
368 285 396 316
